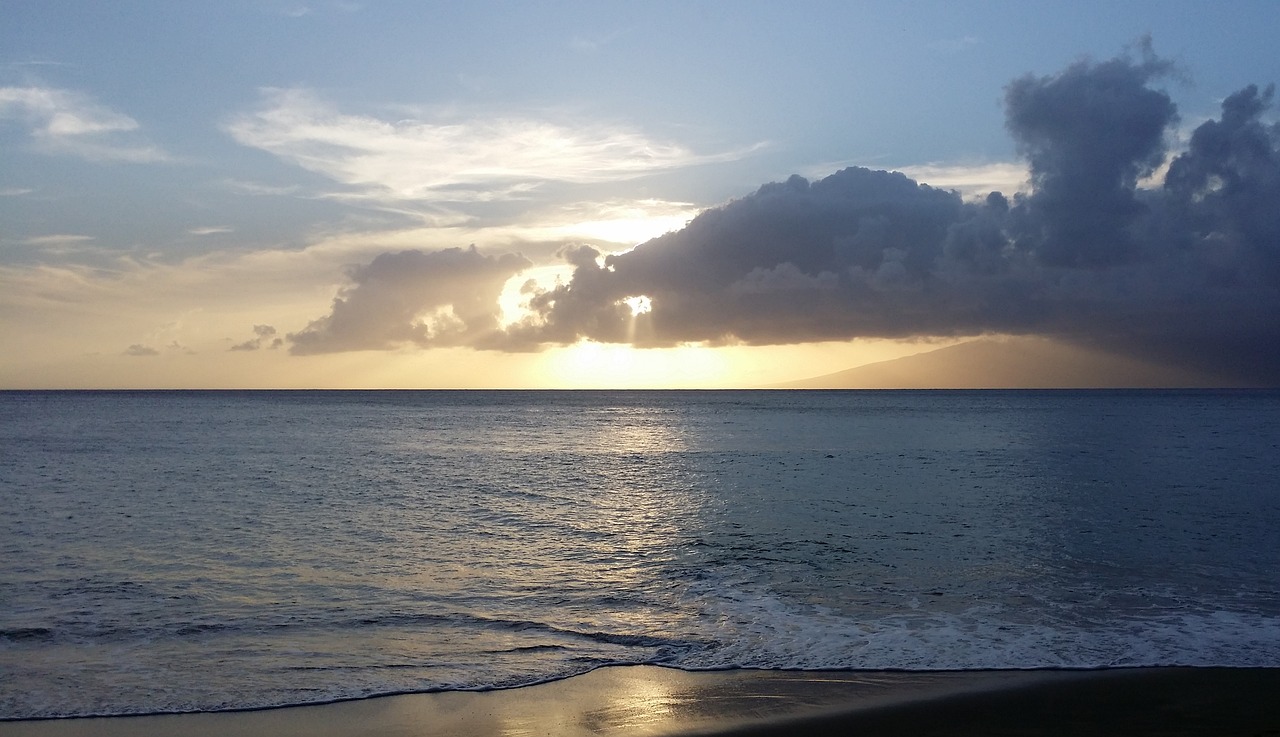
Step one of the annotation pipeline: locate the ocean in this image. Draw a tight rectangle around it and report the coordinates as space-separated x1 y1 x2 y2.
2 389 1279 720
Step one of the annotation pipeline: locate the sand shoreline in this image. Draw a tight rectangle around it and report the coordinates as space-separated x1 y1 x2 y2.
2 666 1278 737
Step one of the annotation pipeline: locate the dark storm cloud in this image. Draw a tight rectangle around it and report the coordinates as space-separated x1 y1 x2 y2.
293 45 1280 383
289 246 530 354
1004 43 1177 267
1164 83 1280 274
504 169 970 347
495 46 1280 384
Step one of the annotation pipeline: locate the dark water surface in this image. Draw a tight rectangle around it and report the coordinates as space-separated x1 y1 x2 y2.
2 390 1279 718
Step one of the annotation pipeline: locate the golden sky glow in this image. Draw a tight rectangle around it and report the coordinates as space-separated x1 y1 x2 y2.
0 201 959 389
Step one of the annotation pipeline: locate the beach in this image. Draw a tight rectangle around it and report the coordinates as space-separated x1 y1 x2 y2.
3 665 1279 737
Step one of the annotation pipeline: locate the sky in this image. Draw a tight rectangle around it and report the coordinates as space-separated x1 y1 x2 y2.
3 1 1279 388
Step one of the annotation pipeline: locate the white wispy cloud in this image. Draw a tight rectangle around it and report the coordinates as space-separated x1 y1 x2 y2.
23 234 95 249
800 159 1029 200
278 1 359 17
225 89 758 202
220 179 303 197
894 161 1031 200
0 86 171 163
188 226 234 236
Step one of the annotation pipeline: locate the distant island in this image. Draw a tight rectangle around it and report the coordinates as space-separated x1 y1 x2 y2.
773 336 1235 389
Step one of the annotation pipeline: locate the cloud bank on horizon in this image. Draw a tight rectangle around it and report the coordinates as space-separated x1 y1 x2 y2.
291 43 1280 384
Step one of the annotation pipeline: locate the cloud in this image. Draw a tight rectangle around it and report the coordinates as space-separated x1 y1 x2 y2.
188 226 234 236
278 1 359 17
503 169 971 347
221 179 303 197
124 344 159 357
285 44 1280 384
230 324 280 351
1004 39 1177 267
21 234 96 255
483 44 1280 384
894 162 1030 201
289 246 531 354
534 198 701 247
0 86 170 163
23 234 94 246
225 89 757 202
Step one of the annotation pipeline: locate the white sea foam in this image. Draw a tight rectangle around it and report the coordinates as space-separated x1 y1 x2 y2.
670 573 1280 672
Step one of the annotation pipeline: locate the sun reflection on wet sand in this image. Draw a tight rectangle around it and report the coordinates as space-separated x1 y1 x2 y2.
5 666 1266 737
491 667 1063 737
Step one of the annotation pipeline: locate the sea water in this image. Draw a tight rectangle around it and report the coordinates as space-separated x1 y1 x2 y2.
2 389 1279 719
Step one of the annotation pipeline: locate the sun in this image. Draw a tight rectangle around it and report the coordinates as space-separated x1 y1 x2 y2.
537 340 729 388
622 295 652 316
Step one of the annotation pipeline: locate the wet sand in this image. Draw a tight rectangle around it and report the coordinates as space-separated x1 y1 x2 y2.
2 666 1278 737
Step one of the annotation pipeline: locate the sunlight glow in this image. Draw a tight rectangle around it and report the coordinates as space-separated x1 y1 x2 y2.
622 295 652 316
519 199 700 248
498 264 573 327
894 161 1031 201
539 341 730 388
567 210 694 246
